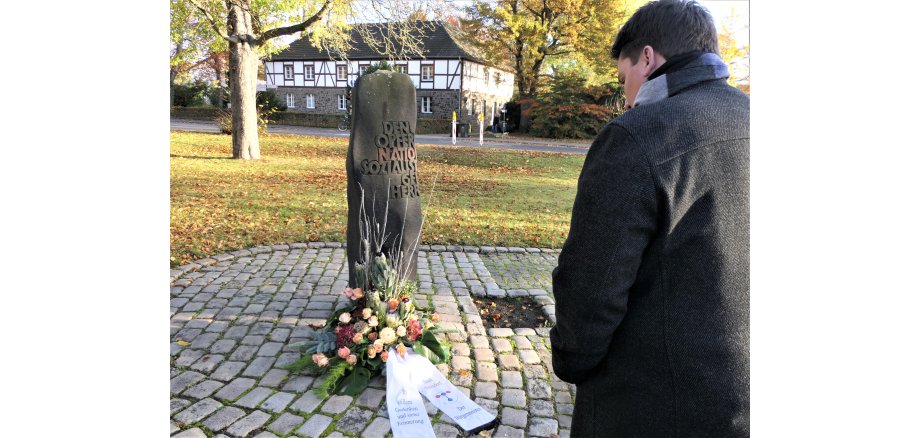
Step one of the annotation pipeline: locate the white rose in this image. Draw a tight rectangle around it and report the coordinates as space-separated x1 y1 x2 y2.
339 312 352 324
379 327 397 345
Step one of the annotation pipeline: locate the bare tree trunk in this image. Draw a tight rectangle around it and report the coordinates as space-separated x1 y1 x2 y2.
228 0 260 160
514 43 526 99
526 55 545 98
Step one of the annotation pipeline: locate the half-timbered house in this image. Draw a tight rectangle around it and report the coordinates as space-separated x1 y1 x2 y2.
264 21 515 127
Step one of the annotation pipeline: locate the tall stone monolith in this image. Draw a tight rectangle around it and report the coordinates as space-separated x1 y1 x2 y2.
346 70 422 287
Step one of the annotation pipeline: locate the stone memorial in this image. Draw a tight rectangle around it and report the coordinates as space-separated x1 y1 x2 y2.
346 70 422 287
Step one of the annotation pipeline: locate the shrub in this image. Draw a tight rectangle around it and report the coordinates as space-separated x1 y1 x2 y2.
526 71 623 139
502 101 522 132
172 82 209 107
528 102 616 139
360 60 394 76
205 87 229 108
257 90 287 112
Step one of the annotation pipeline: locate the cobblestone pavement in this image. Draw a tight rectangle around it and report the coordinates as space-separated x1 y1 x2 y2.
480 251 559 297
171 242 571 438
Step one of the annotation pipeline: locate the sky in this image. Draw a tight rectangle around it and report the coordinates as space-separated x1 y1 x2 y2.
699 0 750 47
346 0 750 49
281 0 751 62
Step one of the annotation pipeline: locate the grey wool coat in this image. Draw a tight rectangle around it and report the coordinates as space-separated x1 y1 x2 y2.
550 53 749 437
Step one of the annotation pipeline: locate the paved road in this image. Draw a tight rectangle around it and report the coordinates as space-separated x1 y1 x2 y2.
171 119 590 155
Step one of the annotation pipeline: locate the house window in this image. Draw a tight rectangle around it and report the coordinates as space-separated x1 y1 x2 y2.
467 98 473 115
304 64 315 80
305 94 315 109
421 96 432 114
337 94 347 111
421 65 433 81
337 65 348 81
359 65 369 75
286 93 295 108
396 64 408 74
284 65 294 80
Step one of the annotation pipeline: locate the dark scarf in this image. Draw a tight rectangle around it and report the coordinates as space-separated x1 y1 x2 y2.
633 51 728 108
648 51 705 81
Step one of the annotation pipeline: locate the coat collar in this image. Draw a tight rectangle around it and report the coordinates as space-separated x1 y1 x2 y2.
633 52 730 108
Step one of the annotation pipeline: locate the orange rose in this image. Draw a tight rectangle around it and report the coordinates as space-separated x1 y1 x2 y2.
388 299 399 311
381 350 390 362
396 343 407 357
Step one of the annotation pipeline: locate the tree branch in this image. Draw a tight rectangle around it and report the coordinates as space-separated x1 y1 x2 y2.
522 1 540 17
188 0 233 43
546 49 576 56
256 0 331 45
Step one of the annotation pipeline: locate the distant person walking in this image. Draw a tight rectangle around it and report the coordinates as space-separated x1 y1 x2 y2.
550 0 750 436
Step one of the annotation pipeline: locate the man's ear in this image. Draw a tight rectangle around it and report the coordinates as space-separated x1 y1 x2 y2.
639 45 658 77
640 45 661 77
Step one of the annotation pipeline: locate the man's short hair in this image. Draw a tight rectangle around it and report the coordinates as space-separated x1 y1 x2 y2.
611 0 719 62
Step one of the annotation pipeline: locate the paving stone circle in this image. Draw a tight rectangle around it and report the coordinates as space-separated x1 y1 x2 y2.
171 242 574 437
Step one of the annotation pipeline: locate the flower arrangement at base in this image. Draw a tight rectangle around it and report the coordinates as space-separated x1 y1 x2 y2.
285 252 452 397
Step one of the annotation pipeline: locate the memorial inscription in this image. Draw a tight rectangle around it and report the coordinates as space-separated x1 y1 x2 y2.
359 121 420 200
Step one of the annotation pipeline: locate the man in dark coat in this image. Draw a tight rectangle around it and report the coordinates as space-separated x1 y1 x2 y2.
549 0 750 436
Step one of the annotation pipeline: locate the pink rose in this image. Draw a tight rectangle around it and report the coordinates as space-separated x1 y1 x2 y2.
407 319 422 341
312 354 329 367
346 354 358 365
337 346 350 359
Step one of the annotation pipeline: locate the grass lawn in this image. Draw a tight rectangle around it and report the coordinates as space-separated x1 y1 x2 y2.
170 131 586 267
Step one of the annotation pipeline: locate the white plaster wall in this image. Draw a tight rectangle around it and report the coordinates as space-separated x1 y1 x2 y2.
264 58 466 91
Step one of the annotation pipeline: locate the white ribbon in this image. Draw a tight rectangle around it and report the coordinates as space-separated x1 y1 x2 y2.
386 348 496 437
